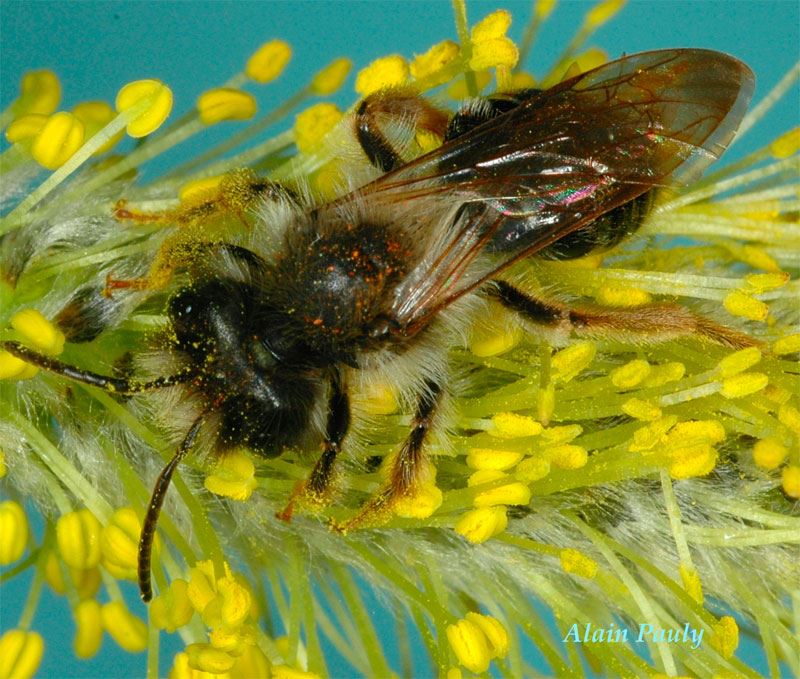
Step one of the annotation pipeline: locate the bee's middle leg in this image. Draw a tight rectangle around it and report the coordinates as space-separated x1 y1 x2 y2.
333 380 442 532
277 370 350 521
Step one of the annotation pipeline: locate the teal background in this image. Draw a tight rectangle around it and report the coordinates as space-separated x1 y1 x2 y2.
1 1 798 677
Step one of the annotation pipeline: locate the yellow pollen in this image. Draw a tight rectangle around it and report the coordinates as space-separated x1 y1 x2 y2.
0 501 28 565
355 55 409 96
723 290 769 321
559 548 598 579
0 351 39 381
595 285 652 307
744 271 790 293
115 79 173 138
769 127 800 159
10 308 66 355
473 478 531 508
629 416 678 453
732 245 781 273
246 39 292 83
541 424 583 445
551 341 596 382
469 38 519 72
489 412 543 438
466 448 524 471
446 618 492 674
410 40 460 83
0 630 44 679
73 600 103 659
310 57 352 95
514 457 551 482
716 346 761 377
469 325 522 357
394 482 443 518
355 380 399 415
464 613 509 659
782 466 800 498
622 398 662 421
545 444 588 470
720 372 769 399
667 443 718 479
679 565 704 604
454 506 508 543
197 88 257 125
5 113 48 143
773 333 800 355
185 643 236 674
204 450 258 501
641 362 685 388
752 437 788 470
611 359 651 389
101 601 147 653
777 404 800 435
31 111 85 170
100 507 143 580
709 616 739 659
293 102 342 154
178 174 225 203
471 10 512 41
14 69 61 117
56 508 102 570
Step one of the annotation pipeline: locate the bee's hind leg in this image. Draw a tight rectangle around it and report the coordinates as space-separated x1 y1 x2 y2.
278 370 350 521
333 380 442 533
491 279 757 349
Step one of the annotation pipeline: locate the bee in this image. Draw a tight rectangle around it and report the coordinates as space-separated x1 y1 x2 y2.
3 49 755 602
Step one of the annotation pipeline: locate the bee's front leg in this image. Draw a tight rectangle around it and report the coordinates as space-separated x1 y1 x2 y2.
333 379 442 533
277 370 350 521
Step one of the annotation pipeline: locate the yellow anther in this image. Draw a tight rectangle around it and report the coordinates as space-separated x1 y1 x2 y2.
43 551 100 600
723 290 768 321
464 613 509 659
209 625 251 655
733 245 780 272
100 507 142 580
466 448 523 471
753 436 787 470
551 341 596 382
709 616 739 659
446 618 492 674
455 506 508 543
469 38 519 72
611 359 651 389
446 71 492 98
473 478 531 508
0 630 44 679
559 548 598 579
489 412 543 438
271 666 321 679
230 644 271 679
778 404 800 435
410 40 460 83
394 482 443 518
246 39 292 84
447 669 463 679
773 333 800 355
310 57 352 95
782 466 800 498
0 501 28 565
178 174 224 204
764 384 792 405
622 398 662 422
716 346 761 377
546 444 588 470
744 271 789 293
10 308 65 356
187 560 218 614
56 508 102 570
5 113 48 143
667 443 718 479
293 102 342 154
468 469 506 487
541 424 582 445
595 285 651 307
73 599 103 659
679 565 704 604
72 100 123 154
537 384 555 425
535 0 558 20
720 372 769 399
469 324 522 357
354 380 399 415
186 643 236 674
30 111 85 170
585 0 626 28
115 79 173 138
471 9 512 42
641 362 685 388
769 127 800 159
197 88 257 125
666 420 725 446
151 579 194 633
629 416 678 453
204 450 257 501
355 55 409 96
101 601 148 652
217 570 253 629
14 69 61 117
508 71 537 89
514 457 551 482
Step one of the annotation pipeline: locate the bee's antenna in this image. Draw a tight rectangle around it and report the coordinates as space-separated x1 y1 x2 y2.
1 341 192 393
138 415 203 603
